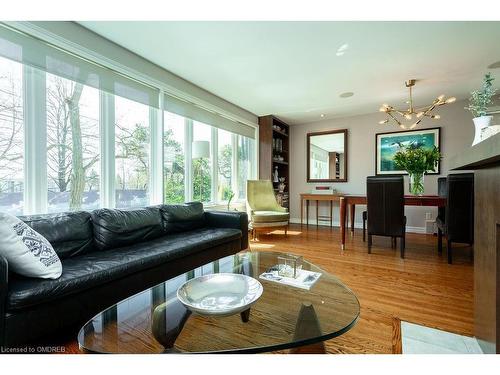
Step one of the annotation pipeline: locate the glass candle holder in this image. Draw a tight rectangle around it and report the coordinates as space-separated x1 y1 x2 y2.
277 254 303 278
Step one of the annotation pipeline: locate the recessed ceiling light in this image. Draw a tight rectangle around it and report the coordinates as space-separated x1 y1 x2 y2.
339 92 354 98
488 61 500 69
336 43 349 57
320 114 325 118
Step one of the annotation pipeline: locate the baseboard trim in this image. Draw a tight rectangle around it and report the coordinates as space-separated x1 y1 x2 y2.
289 218 427 234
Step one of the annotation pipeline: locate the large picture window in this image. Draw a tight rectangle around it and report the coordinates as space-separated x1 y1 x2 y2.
217 129 233 202
192 121 213 203
0 56 23 215
115 96 150 208
163 111 185 204
0 24 257 215
46 73 100 213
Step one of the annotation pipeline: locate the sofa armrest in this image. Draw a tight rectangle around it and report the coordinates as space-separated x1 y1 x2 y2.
0 255 8 346
205 210 249 250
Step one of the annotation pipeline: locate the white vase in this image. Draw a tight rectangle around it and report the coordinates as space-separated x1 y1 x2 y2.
472 116 492 146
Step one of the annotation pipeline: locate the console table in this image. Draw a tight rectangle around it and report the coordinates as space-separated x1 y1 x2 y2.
339 195 446 250
299 193 342 227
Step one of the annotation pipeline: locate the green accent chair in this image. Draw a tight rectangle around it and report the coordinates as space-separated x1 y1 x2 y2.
246 180 289 240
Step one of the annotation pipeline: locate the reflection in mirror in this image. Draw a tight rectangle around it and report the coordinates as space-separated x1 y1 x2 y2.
307 130 348 182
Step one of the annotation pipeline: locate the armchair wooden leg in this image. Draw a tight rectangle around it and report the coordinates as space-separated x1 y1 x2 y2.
285 225 288 235
447 239 452 264
400 235 405 259
438 229 443 255
367 234 372 254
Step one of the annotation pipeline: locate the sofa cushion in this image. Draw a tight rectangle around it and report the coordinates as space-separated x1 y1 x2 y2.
18 211 94 259
91 207 164 250
6 227 242 311
160 202 206 234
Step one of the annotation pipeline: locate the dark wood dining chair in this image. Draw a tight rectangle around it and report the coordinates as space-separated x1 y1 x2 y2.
436 173 474 264
363 176 406 258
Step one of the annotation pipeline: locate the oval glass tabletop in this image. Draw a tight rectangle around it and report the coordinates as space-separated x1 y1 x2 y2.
78 251 360 353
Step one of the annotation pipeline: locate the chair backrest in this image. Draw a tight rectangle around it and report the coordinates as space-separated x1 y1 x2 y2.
246 180 280 212
445 173 474 243
437 177 447 220
366 176 405 236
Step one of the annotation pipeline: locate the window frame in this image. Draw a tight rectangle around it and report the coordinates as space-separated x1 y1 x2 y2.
2 41 258 215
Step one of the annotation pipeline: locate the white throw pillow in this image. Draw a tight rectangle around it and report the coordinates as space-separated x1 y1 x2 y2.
0 212 62 279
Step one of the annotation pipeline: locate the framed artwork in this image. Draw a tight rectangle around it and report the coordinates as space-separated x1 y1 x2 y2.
375 127 441 175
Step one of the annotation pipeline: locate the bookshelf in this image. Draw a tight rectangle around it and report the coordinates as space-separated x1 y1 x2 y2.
258 115 290 209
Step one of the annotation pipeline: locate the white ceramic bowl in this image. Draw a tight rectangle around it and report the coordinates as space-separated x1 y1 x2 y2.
177 273 263 317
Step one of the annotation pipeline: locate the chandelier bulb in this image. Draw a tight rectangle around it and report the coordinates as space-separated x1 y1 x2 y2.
377 80 454 128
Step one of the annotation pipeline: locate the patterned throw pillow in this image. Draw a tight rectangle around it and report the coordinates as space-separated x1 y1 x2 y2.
0 212 62 279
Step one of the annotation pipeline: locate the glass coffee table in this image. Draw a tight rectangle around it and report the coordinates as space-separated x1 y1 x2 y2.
78 251 360 353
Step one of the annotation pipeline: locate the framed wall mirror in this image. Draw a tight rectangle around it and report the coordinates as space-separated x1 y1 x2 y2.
307 129 348 182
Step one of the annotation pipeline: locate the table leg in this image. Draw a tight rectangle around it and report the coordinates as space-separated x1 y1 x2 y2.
330 200 333 227
350 203 356 236
306 200 309 226
240 308 251 323
340 197 346 250
300 197 303 227
316 200 319 227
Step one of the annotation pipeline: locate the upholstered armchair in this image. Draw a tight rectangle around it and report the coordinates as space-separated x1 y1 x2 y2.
246 180 289 240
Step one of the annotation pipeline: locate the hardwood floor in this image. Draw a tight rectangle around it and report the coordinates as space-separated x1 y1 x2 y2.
59 224 473 354
252 224 474 354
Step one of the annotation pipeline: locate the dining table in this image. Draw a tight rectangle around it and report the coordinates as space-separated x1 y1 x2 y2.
338 194 446 250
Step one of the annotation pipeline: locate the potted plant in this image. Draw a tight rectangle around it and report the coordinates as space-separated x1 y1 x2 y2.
465 72 497 146
393 145 441 196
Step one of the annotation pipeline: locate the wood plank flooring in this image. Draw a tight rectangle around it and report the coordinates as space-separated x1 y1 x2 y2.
58 224 473 354
252 224 474 354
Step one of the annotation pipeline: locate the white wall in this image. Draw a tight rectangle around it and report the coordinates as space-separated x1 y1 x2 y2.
289 100 474 232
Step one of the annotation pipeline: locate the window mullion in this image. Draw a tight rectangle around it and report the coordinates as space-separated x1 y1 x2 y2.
185 119 193 202
100 92 115 208
231 134 238 201
149 102 163 205
211 127 218 205
23 66 47 215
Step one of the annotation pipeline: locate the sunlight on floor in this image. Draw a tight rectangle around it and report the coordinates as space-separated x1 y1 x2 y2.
249 243 275 249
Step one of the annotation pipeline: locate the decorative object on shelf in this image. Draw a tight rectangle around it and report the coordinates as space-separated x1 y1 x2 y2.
393 144 441 196
310 186 338 194
378 79 456 130
176 273 263 317
278 178 286 193
375 127 441 175
273 166 279 182
465 73 497 146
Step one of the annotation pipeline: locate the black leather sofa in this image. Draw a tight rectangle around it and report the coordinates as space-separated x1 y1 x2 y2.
0 202 248 347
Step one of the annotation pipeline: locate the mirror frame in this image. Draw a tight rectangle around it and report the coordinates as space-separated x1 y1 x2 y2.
306 129 348 183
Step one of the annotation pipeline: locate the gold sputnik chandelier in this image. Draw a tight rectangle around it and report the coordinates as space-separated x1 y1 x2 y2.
378 79 456 129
